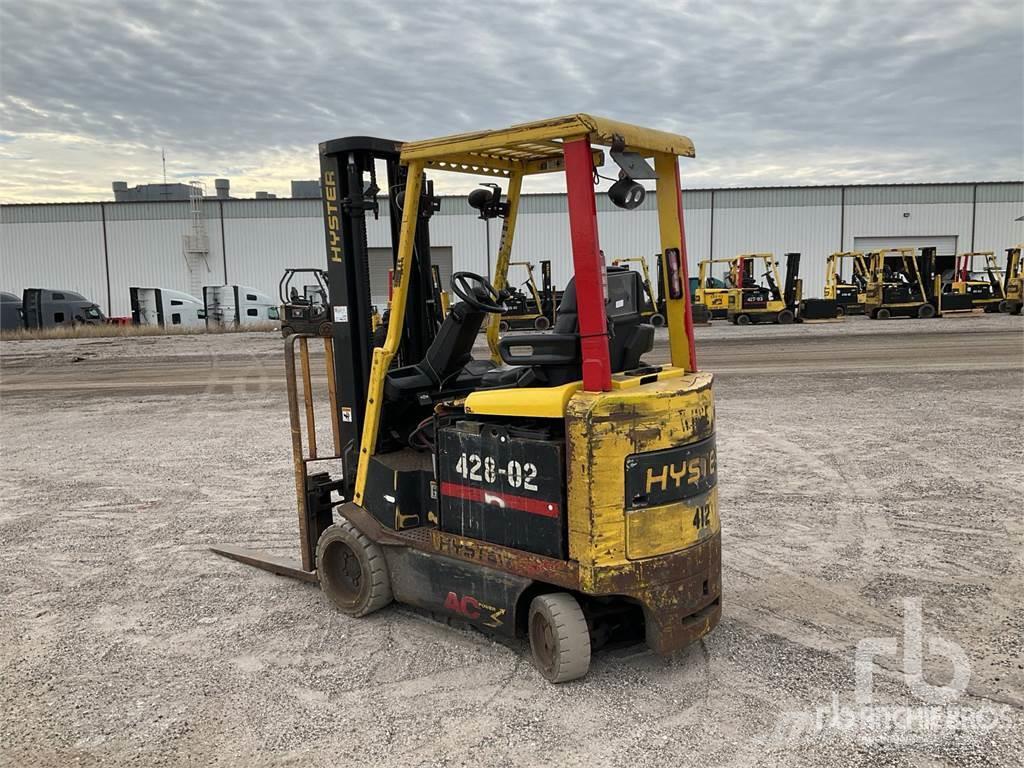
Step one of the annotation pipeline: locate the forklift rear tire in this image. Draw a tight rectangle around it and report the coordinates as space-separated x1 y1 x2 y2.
835 305 846 317
917 304 936 319
318 321 332 337
533 315 551 331
649 313 665 327
316 521 392 617
875 308 891 320
777 309 795 325
528 593 591 683
281 326 294 337
499 320 510 333
735 314 751 326
998 300 1010 314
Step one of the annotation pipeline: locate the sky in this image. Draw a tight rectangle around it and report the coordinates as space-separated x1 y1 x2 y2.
1 0 1021 203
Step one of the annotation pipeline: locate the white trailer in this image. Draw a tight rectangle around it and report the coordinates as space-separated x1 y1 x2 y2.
202 285 279 328
130 287 206 328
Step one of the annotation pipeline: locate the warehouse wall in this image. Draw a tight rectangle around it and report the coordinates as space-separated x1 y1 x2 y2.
3 182 1021 319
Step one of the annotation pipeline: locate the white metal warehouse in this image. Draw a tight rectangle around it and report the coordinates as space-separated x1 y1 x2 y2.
2 181 1021 318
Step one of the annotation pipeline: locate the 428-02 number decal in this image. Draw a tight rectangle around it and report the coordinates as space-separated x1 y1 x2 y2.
454 453 539 492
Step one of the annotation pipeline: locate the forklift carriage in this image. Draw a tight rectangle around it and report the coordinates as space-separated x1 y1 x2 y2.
213 115 721 682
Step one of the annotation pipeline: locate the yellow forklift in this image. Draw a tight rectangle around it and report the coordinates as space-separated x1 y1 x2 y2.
933 251 1005 314
726 252 802 325
862 248 936 319
212 115 721 683
695 257 737 319
824 251 869 315
612 257 665 326
1001 245 1023 314
498 259 555 331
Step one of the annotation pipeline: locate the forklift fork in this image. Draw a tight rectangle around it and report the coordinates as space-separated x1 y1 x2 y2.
211 333 342 581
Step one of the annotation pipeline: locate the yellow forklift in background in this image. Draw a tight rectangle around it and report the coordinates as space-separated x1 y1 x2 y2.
824 251 869 315
499 260 555 331
213 115 721 683
695 257 737 319
936 252 1005 313
613 257 665 326
726 252 802 325
1001 245 1023 314
863 248 936 319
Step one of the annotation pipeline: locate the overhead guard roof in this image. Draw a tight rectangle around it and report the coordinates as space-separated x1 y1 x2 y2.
399 113 695 178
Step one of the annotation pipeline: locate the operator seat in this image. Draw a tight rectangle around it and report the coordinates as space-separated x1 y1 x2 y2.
383 288 492 403
484 267 654 388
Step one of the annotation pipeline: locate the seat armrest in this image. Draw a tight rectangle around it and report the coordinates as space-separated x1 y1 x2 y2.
498 332 580 366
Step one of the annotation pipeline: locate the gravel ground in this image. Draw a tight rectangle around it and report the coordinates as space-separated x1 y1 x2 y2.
0 316 1022 767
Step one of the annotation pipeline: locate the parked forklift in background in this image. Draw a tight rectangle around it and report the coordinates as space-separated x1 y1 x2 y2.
824 251 869 315
863 248 936 319
499 259 556 331
726 252 802 325
279 268 331 337
212 115 721 683
613 257 665 326
695 257 736 319
1000 245 1023 314
932 251 1004 314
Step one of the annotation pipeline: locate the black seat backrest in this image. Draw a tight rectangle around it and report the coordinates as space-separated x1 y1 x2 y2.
497 268 653 384
419 301 487 385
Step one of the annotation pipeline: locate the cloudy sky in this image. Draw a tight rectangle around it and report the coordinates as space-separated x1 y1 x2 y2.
1 0 1021 203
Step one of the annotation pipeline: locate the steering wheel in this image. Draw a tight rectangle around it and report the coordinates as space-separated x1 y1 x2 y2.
450 271 505 313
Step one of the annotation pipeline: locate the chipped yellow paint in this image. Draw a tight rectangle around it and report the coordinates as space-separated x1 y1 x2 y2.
565 371 717 592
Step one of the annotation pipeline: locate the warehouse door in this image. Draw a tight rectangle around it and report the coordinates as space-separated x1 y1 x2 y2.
368 246 453 308
854 236 958 277
853 236 957 256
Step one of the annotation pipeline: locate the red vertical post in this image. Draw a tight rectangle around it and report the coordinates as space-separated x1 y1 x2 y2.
672 162 698 371
563 138 612 392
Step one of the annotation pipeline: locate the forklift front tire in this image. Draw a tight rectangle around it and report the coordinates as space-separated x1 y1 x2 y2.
835 305 846 317
499 320 510 333
528 593 591 683
735 314 751 326
917 304 936 319
998 300 1010 314
875 308 891 320
316 521 392 617
777 309 795 325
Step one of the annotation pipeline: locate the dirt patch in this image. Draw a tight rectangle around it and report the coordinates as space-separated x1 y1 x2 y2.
1 318 1022 766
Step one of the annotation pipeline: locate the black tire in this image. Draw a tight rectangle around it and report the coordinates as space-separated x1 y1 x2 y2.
318 321 332 337
998 300 1010 314
528 593 591 683
735 314 751 326
649 313 665 328
835 305 845 317
917 303 936 319
1013 305 1023 316
875 308 891 320
281 325 294 337
316 521 392 617
499 320 510 333
533 315 551 331
777 309 795 325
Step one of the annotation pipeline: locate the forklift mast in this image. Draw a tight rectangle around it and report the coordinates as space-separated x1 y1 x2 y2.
919 247 937 305
318 137 440 494
783 252 800 308
540 259 554 320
